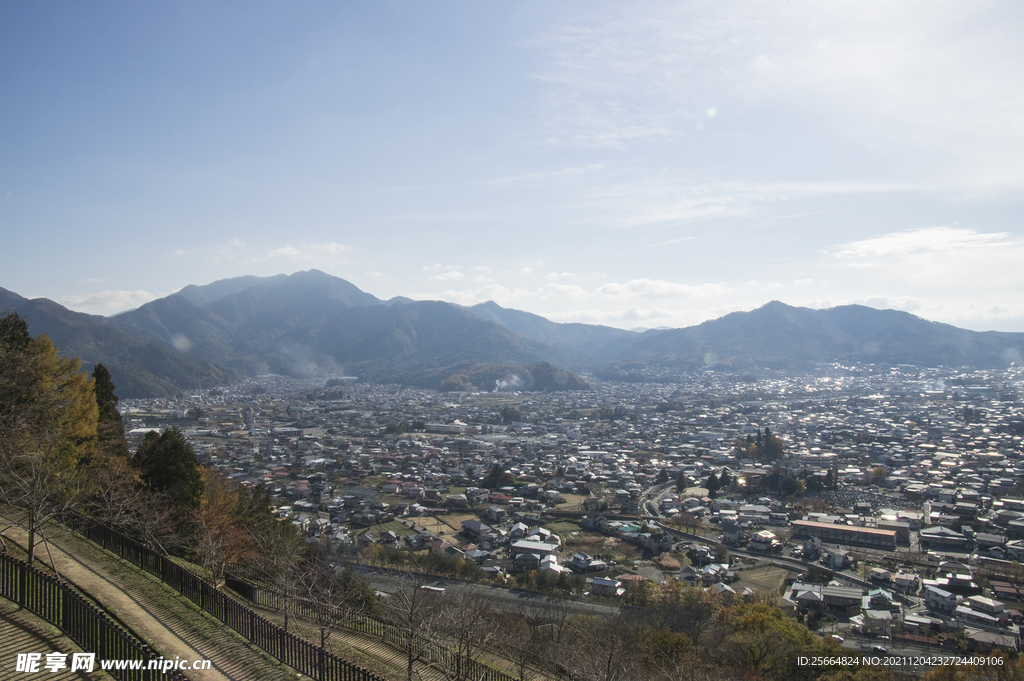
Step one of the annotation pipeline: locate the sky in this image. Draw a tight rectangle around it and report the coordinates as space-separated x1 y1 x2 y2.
2 1 1023 332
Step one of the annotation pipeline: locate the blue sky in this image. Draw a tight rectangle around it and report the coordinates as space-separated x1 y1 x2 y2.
2 1 1023 331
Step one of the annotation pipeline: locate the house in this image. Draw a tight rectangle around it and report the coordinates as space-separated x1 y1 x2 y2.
919 526 973 552
445 494 468 509
509 522 530 539
513 552 542 573
485 506 508 523
722 521 744 546
868 568 892 583
509 539 560 557
700 563 731 585
591 577 624 598
679 565 700 586
853 609 893 638
789 583 825 610
748 530 778 552
638 532 674 553
569 553 608 573
894 569 919 593
461 519 492 540
539 554 569 574
924 585 960 615
825 550 853 570
822 585 863 613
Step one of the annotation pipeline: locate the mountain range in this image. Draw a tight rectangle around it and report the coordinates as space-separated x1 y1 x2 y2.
3 270 1022 397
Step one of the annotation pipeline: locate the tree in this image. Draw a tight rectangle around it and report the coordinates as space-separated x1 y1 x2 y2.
0 316 98 563
719 468 732 490
292 541 376 652
90 364 128 464
384 576 445 681
481 464 514 490
494 603 554 681
191 467 255 586
781 475 804 497
760 426 785 462
432 587 496 681
706 472 721 497
133 428 203 517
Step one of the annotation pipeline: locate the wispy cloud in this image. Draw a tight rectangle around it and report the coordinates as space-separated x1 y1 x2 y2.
828 226 1014 258
649 236 696 247
482 164 605 187
529 3 1024 190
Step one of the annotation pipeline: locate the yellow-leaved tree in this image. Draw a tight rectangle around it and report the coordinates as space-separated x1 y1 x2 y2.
0 313 97 563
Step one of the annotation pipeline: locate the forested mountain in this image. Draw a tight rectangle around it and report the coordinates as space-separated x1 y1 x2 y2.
4 272 1024 397
0 287 239 398
603 300 1024 373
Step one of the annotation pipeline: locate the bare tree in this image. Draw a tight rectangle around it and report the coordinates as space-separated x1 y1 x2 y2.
383 575 445 681
431 585 497 681
293 540 374 651
561 612 641 681
494 601 556 681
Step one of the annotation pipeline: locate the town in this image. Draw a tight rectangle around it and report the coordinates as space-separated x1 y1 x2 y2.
120 361 1024 659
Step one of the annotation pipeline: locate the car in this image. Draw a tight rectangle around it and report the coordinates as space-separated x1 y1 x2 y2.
829 635 845 643
870 646 888 655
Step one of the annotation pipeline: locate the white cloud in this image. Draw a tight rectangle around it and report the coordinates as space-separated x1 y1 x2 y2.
267 242 350 260
431 271 464 282
537 283 589 300
595 278 730 300
58 290 160 316
425 284 533 307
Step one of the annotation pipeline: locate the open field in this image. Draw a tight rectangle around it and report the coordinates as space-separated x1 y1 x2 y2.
544 520 582 542
555 494 590 509
357 519 418 537
732 565 797 595
436 512 478 535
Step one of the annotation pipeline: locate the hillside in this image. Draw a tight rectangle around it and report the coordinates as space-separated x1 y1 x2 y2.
5 273 1024 397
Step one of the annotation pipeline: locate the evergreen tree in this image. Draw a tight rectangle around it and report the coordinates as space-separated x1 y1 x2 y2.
719 468 732 490
92 363 129 459
134 428 203 515
706 472 720 498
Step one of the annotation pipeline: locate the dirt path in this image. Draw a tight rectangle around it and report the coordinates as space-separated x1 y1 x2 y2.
0 598 100 680
0 518 298 681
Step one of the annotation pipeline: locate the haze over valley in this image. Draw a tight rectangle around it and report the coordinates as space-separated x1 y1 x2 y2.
3 269 1023 398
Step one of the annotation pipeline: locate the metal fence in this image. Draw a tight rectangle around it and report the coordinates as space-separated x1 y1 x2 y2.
71 518 385 681
0 552 186 681
225 567 521 681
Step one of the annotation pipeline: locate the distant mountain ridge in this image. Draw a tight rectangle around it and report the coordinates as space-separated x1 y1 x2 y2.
4 271 1023 397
